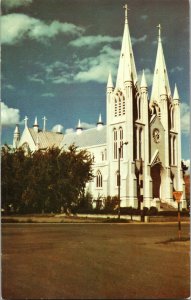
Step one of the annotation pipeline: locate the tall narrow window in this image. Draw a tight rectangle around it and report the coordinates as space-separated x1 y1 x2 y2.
171 107 174 129
114 98 117 117
122 96 125 115
173 136 176 165
139 128 142 159
119 127 123 158
118 97 122 116
96 170 102 188
113 128 117 159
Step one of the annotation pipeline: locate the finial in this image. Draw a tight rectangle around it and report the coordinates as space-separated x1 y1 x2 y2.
123 4 129 24
157 24 161 42
24 116 28 128
42 116 47 132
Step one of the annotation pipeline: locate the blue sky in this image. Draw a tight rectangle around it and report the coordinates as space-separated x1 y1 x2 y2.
1 0 190 160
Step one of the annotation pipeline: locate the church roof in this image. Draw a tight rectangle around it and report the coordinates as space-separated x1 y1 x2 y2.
28 128 64 149
61 126 107 149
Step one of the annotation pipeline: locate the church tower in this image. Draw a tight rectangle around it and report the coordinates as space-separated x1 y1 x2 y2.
149 25 186 208
106 4 151 208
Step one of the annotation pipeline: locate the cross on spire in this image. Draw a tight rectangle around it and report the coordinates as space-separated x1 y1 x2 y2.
157 24 161 41
24 116 28 128
123 4 130 23
42 116 47 131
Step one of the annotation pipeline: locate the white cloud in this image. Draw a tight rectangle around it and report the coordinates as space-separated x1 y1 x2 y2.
2 0 32 9
74 45 120 83
1 102 20 126
41 93 55 98
28 74 45 84
1 13 84 45
138 68 153 87
132 35 147 45
180 102 190 135
4 84 15 90
69 35 121 48
170 66 184 73
52 124 64 133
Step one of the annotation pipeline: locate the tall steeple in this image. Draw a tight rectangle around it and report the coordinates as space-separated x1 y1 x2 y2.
150 24 171 103
116 4 137 89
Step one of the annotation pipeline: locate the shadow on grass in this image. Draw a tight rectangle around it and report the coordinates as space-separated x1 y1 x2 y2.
156 237 190 244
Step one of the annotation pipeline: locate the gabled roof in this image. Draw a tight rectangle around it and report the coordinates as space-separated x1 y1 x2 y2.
28 128 64 149
61 126 107 149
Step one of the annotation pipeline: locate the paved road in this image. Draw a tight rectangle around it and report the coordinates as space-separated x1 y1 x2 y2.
2 223 190 299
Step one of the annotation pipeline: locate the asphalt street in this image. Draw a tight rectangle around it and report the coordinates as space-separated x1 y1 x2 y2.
2 223 190 299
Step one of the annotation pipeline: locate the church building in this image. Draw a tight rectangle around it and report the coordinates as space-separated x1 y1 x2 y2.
13 5 186 210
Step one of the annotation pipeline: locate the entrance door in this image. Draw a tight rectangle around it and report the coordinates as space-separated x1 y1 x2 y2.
151 163 161 198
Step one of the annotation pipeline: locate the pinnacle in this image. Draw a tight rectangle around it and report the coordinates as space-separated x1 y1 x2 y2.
140 70 147 88
173 84 180 100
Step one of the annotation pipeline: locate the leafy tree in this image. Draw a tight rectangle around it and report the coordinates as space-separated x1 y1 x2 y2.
1 145 93 214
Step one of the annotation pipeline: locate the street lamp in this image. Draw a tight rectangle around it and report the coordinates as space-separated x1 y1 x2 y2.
117 141 128 219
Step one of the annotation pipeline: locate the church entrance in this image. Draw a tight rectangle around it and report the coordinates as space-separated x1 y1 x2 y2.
151 163 162 198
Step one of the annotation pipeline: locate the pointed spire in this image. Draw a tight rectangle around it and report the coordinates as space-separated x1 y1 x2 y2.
140 70 147 88
151 24 171 102
97 113 104 130
107 72 114 88
173 84 180 100
13 124 20 149
33 116 39 132
34 116 38 126
76 119 83 134
116 5 137 88
14 124 20 134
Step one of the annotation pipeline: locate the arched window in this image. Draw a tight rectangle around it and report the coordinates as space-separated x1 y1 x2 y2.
119 127 123 158
96 170 103 188
113 128 117 159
